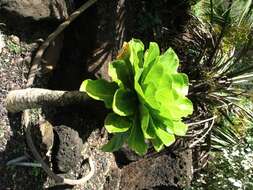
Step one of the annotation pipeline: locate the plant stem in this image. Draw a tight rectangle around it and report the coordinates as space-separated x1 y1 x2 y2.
6 88 91 113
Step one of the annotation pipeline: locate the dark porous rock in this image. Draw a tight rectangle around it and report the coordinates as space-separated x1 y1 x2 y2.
0 0 73 22
52 125 83 173
119 149 193 190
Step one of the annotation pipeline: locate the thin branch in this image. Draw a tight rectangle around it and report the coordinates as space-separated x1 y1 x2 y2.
26 0 98 87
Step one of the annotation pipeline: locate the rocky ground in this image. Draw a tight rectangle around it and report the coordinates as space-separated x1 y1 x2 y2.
0 1 73 188
0 27 48 189
0 1 194 189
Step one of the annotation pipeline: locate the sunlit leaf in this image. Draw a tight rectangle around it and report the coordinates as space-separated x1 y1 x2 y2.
80 79 118 108
128 117 148 155
102 133 129 152
173 121 188 136
113 88 136 116
150 117 175 147
105 113 132 133
108 60 132 88
151 136 164 152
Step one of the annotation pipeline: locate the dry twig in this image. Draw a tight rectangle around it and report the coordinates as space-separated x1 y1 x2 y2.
26 0 98 87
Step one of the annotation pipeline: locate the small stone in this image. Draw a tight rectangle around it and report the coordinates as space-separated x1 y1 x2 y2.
11 57 24 65
10 35 20 44
52 125 83 173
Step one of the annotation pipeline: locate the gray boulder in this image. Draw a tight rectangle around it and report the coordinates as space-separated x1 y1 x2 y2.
0 0 73 21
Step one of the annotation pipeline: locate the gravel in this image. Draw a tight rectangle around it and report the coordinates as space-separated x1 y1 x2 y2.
0 28 47 189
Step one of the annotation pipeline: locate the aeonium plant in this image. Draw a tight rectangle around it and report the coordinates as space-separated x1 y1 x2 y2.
80 39 193 155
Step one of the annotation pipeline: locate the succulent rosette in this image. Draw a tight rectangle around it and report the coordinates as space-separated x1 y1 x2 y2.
80 39 193 155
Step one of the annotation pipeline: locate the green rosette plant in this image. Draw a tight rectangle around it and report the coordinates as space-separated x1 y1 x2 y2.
80 39 193 155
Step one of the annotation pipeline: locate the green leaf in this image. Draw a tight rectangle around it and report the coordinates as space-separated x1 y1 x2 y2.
163 119 174 134
173 121 188 136
174 96 194 117
139 104 155 139
105 113 132 133
102 133 128 152
151 136 164 152
108 60 132 88
113 88 136 116
129 39 144 74
128 117 148 155
143 62 164 86
141 42 160 83
134 69 146 103
80 79 118 108
150 117 175 147
156 89 193 120
142 63 173 92
141 48 179 85
160 48 179 74
171 73 189 96
144 42 160 69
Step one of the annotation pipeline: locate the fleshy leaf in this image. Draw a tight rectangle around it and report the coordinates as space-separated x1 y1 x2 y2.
175 97 193 117
159 48 179 74
108 60 132 88
143 42 160 69
150 117 175 147
142 62 173 92
129 39 144 74
139 104 155 139
80 79 118 108
141 42 160 83
143 82 161 109
171 73 189 96
134 69 146 103
151 136 164 152
105 113 132 133
143 62 164 86
173 121 188 136
156 89 193 120
128 117 148 155
113 88 136 116
102 133 128 152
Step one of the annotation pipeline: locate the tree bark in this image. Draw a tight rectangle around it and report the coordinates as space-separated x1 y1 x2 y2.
6 88 90 113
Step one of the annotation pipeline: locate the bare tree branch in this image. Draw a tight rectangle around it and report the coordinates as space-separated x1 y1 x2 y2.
6 88 90 113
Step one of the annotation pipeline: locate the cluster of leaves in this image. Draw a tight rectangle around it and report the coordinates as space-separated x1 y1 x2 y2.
80 39 193 155
192 0 253 48
186 0 253 189
187 0 253 148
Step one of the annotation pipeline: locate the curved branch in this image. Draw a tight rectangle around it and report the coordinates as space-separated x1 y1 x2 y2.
189 118 215 148
26 0 98 87
25 121 95 185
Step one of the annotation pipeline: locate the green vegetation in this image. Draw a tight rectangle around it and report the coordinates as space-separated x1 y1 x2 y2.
6 40 22 54
80 39 193 155
188 0 253 189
